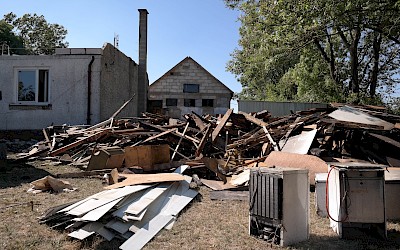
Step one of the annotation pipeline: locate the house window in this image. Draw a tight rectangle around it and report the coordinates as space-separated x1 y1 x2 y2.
202 99 214 107
17 69 49 103
184 99 196 107
183 84 199 93
166 98 177 106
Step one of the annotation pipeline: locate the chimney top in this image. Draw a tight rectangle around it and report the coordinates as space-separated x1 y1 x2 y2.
138 9 149 14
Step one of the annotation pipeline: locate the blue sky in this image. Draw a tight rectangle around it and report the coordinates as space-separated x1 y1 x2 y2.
1 0 243 99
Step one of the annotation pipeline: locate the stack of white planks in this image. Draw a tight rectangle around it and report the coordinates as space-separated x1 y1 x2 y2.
39 166 198 250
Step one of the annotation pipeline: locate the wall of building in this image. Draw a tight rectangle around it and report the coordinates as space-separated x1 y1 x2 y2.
149 58 232 118
0 53 102 130
238 100 329 117
100 43 138 120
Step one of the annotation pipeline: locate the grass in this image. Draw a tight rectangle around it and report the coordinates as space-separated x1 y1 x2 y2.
1 159 400 250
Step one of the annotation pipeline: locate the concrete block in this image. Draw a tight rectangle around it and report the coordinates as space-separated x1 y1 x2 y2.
55 48 71 55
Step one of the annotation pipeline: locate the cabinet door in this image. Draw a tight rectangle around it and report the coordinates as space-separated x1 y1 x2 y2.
345 178 385 223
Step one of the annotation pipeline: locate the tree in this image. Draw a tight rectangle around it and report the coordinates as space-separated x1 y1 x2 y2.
225 0 400 104
0 20 24 54
2 12 68 55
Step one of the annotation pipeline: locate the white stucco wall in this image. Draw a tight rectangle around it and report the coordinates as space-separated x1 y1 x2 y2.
0 54 102 130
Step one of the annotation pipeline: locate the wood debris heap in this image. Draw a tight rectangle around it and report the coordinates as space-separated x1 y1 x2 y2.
17 102 400 184
39 166 198 250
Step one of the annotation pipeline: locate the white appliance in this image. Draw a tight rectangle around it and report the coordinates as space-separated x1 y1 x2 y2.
249 167 309 246
315 173 328 217
327 162 386 239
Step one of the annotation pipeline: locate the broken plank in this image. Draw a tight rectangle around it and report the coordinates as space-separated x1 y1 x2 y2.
105 219 134 235
200 178 237 191
195 124 212 157
125 182 172 216
67 185 150 216
171 122 190 161
76 197 123 222
110 95 136 119
129 182 181 233
238 111 268 127
69 222 115 241
202 157 227 183
120 214 174 250
212 109 233 142
132 128 177 147
49 129 111 156
262 126 280 151
191 113 206 131
104 173 185 189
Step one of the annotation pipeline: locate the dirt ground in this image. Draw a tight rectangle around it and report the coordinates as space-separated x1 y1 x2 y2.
1 159 400 250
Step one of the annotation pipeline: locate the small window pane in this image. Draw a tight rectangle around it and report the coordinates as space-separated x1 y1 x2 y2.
38 70 49 102
166 98 177 106
18 70 36 101
202 99 214 107
183 84 199 93
184 99 196 107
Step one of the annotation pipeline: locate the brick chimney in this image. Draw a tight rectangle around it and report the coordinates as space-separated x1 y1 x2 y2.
137 9 148 114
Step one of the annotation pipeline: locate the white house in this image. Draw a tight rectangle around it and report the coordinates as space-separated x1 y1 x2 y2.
0 9 149 130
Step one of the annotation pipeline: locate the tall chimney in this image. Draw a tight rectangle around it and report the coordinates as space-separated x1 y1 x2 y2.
137 9 148 114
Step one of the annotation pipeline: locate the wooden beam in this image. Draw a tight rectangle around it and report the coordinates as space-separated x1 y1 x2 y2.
110 94 136 119
195 124 212 157
49 129 111 156
191 114 206 131
171 123 190 161
238 111 268 127
211 109 233 142
262 126 280 151
132 128 177 147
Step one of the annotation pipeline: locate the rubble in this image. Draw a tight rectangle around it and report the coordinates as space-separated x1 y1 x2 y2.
16 103 400 179
13 102 400 248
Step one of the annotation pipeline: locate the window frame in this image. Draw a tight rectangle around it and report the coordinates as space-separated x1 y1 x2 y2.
183 83 199 93
15 68 50 105
166 98 178 106
184 99 196 107
202 99 214 107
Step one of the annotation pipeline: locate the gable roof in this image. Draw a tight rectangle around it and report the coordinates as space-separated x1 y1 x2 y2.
150 56 233 93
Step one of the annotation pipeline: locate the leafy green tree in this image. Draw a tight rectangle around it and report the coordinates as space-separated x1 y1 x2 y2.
2 12 68 55
226 0 400 104
0 19 24 54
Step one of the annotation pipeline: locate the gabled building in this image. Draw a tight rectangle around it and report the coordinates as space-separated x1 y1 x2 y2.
148 57 233 118
0 9 149 130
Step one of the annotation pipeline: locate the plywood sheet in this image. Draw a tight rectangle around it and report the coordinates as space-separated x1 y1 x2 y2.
200 178 236 191
104 173 185 189
264 151 328 185
281 129 317 154
328 106 394 130
124 145 170 171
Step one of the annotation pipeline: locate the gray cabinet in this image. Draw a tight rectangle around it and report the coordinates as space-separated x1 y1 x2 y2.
249 167 309 246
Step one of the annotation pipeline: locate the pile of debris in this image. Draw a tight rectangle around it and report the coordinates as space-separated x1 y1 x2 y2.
39 166 197 250
16 102 400 183
17 100 400 248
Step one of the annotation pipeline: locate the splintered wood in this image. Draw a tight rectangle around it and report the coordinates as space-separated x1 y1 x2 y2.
18 103 400 179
